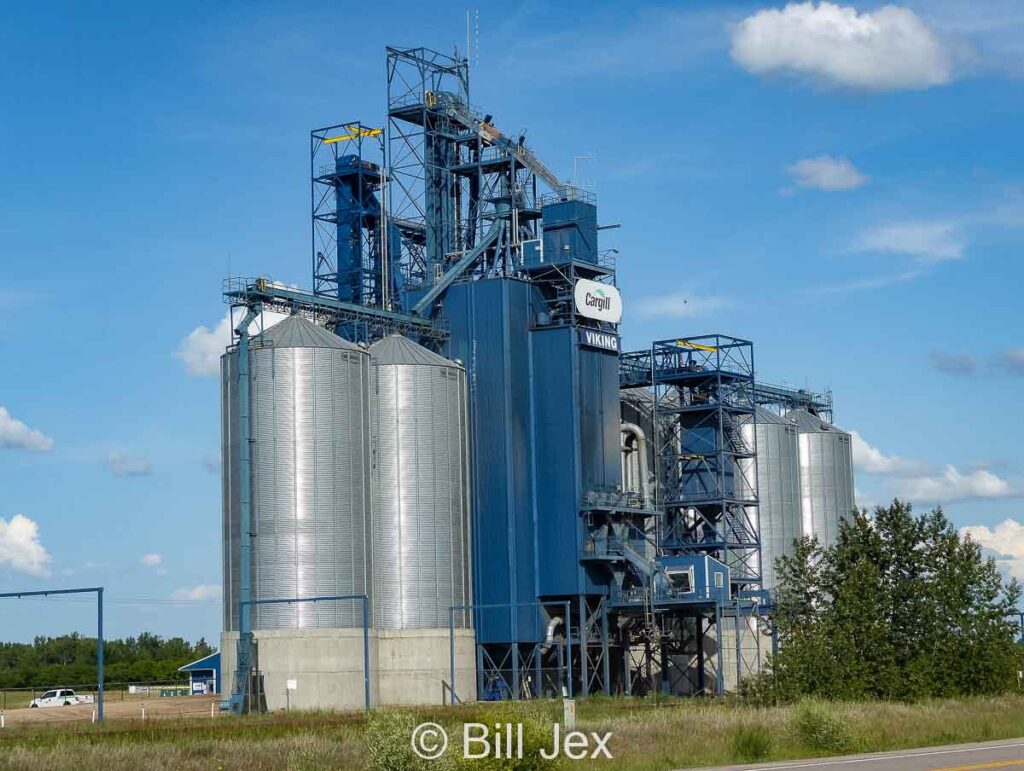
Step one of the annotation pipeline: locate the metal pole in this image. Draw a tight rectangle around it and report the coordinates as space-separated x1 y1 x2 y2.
563 601 573 699
232 304 260 715
362 596 370 712
97 588 104 722
578 597 588 697
601 603 610 695
449 606 456 703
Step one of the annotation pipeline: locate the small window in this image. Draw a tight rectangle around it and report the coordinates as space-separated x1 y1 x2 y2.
714 572 724 588
43 691 56 699
668 568 694 594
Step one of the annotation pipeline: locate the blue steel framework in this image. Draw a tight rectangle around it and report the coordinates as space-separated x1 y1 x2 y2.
619 337 765 695
311 122 393 312
0 588 104 720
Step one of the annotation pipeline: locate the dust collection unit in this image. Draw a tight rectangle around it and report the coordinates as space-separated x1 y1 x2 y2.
220 45 855 712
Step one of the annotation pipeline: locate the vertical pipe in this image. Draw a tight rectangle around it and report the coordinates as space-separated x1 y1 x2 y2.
735 602 743 692
557 641 564 697
476 644 485 700
363 596 371 711
578 597 588 697
97 588 104 722
534 643 542 699
623 644 632 696
450 606 457 703
511 642 519 701
233 305 259 715
564 601 573 699
715 605 725 696
600 603 610 695
696 616 706 696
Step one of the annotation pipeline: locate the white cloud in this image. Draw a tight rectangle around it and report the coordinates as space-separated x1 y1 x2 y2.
140 553 163 567
633 292 728 320
0 514 52 577
851 431 1018 503
0 406 54 452
996 347 1024 376
787 155 868 191
962 519 1024 580
107 451 152 477
176 308 290 377
171 584 221 602
930 350 977 375
850 430 924 475
900 465 1014 503
730 2 954 91
857 220 964 262
808 270 922 294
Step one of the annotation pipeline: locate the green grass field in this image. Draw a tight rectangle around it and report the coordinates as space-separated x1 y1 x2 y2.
2 694 1024 770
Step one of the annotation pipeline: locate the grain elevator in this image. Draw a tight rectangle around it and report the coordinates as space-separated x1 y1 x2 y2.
220 44 855 711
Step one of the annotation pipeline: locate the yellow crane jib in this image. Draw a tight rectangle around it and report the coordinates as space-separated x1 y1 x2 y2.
323 126 383 144
675 340 718 352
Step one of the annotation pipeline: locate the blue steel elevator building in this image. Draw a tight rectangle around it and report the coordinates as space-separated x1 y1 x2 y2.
223 44 797 708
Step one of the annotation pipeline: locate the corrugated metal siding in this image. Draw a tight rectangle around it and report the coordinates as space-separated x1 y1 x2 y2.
531 327 581 598
223 340 372 631
742 410 801 590
788 410 855 549
370 339 472 629
441 279 539 644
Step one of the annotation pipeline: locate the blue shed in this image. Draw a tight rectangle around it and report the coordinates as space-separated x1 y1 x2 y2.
178 651 220 695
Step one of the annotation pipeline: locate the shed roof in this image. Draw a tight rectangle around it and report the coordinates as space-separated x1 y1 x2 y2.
258 315 361 351
178 651 220 673
369 334 459 367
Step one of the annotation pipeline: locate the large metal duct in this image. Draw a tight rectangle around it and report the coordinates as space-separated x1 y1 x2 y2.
222 314 372 631
741 408 801 591
785 408 855 550
369 334 472 630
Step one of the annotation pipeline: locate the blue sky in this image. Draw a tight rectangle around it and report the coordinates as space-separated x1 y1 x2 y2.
1 0 1023 643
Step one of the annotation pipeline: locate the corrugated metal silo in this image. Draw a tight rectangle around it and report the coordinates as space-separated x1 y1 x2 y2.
222 314 372 631
369 334 472 630
741 408 801 591
786 408 855 549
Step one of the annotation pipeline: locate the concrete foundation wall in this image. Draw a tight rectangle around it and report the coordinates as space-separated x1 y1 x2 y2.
221 628 476 711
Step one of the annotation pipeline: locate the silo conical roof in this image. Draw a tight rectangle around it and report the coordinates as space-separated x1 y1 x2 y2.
257 315 360 350
369 334 460 367
754 406 796 425
785 408 845 433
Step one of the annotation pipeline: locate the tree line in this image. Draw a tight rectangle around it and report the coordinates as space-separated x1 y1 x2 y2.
754 500 1023 701
0 632 214 689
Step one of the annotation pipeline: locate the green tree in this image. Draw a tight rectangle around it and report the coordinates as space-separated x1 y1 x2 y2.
755 500 1023 702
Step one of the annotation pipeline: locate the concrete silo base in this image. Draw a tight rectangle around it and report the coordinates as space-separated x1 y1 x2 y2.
220 628 476 711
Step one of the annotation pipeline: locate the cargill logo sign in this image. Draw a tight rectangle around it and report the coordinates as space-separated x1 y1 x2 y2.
573 279 622 323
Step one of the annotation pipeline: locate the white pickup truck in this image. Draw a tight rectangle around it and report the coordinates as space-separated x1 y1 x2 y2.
29 688 94 708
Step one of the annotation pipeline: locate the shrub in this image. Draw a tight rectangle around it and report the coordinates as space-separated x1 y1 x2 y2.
365 709 456 771
731 725 772 762
791 700 855 754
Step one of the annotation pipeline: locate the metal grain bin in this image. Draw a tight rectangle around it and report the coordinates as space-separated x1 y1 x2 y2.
222 314 372 631
741 408 801 591
785 408 855 549
369 335 472 630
